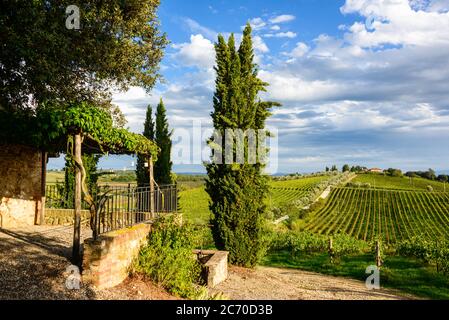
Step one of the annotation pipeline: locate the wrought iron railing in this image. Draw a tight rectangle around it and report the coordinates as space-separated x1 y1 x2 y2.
45 183 178 238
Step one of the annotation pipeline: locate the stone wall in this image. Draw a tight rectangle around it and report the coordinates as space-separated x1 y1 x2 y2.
82 222 152 289
0 144 44 228
45 208 90 226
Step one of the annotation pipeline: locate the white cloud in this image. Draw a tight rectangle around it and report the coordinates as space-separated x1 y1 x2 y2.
183 18 217 40
270 25 281 31
259 70 342 102
253 36 269 53
341 0 449 48
289 42 309 58
269 14 296 24
173 34 215 70
249 17 266 30
264 31 297 38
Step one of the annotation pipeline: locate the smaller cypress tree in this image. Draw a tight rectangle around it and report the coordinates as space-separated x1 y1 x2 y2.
136 104 155 187
154 98 173 185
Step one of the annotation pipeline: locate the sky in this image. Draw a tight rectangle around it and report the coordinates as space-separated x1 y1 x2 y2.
48 0 449 174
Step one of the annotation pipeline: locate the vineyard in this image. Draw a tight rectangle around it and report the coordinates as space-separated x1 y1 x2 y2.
351 174 447 192
268 175 328 208
268 187 309 208
306 187 449 242
179 175 335 224
270 175 330 188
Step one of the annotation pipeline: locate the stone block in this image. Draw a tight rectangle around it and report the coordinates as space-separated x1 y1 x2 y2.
193 249 229 288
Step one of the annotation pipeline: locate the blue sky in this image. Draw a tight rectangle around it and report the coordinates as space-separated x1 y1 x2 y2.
49 0 449 174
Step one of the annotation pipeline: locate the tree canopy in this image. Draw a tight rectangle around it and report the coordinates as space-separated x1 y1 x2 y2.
0 102 159 158
0 0 167 112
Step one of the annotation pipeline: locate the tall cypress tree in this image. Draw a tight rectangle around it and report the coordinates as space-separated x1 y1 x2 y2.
154 98 173 185
136 105 155 187
205 24 280 267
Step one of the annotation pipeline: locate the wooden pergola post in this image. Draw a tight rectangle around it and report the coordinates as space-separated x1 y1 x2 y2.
72 133 82 264
147 156 155 216
36 151 47 225
40 151 47 225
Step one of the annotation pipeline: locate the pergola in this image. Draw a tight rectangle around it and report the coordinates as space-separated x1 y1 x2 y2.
1 103 159 264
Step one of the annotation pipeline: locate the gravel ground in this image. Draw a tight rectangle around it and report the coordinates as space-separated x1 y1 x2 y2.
211 266 415 300
0 225 176 300
1 225 414 300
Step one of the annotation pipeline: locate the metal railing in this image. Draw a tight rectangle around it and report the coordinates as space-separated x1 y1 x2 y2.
45 183 178 238
45 184 91 210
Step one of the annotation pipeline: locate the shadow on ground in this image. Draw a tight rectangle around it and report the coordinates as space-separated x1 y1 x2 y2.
0 227 96 300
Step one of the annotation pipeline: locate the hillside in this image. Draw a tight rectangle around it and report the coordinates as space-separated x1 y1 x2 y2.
352 173 446 192
179 174 340 225
306 187 449 242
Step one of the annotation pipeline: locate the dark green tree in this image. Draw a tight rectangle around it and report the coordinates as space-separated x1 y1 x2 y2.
136 105 155 187
342 164 350 172
424 168 437 180
154 99 173 185
205 24 280 267
0 0 167 112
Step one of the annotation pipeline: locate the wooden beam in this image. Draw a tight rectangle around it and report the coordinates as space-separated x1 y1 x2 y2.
72 133 82 265
38 151 47 225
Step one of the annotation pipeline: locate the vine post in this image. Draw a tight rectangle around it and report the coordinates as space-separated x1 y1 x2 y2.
329 237 334 264
37 151 47 225
72 132 82 265
376 240 383 269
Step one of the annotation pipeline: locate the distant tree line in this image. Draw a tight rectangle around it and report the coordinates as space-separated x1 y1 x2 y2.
332 165 448 183
326 165 367 173
405 169 448 182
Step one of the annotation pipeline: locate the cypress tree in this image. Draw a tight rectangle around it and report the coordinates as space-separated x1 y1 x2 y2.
154 98 173 185
205 24 280 267
136 105 155 187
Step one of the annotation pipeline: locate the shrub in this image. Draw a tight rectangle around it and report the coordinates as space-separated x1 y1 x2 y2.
269 230 369 262
269 231 327 256
362 183 371 188
135 215 203 298
331 233 369 259
396 237 449 275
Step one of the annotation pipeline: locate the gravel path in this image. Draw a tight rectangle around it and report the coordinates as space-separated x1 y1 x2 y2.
1 225 413 300
211 266 414 300
0 225 175 300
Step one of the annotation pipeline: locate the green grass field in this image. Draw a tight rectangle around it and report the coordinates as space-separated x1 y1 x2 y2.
178 186 212 225
352 173 447 191
46 171 65 184
306 187 449 242
263 251 449 299
270 175 329 189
